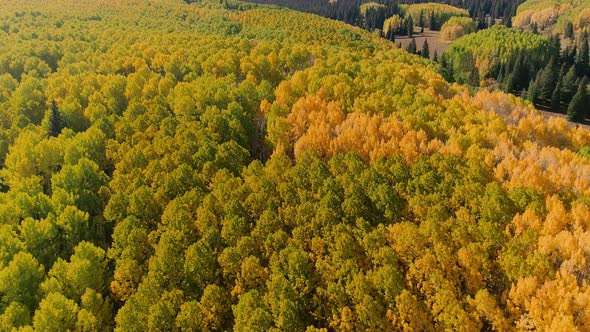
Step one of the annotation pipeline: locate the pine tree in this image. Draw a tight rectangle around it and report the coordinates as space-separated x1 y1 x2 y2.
429 11 436 30
565 21 574 40
564 45 577 66
561 65 578 104
421 39 429 59
407 15 413 37
407 38 417 54
47 100 64 137
527 74 540 104
552 34 561 56
538 56 558 100
550 82 562 112
504 73 515 93
567 80 588 122
511 52 528 91
576 31 589 74
497 66 504 86
477 12 486 30
433 50 438 62
441 55 452 81
418 10 424 30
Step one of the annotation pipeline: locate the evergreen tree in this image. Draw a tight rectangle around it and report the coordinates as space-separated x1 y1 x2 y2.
504 73 515 93
497 64 504 85
418 10 424 30
429 11 436 30
407 15 413 38
532 23 539 34
441 55 452 81
565 21 574 40
564 45 577 66
550 82 562 112
407 38 417 54
505 14 512 28
576 31 589 74
46 100 64 137
421 39 429 59
567 80 588 122
538 56 558 100
552 34 561 57
527 74 541 104
562 65 579 102
510 52 528 91
477 12 486 30
433 50 438 62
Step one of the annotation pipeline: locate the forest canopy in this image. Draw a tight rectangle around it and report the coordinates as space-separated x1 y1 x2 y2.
400 2 469 26
441 25 556 84
0 0 589 331
513 0 590 33
440 16 476 41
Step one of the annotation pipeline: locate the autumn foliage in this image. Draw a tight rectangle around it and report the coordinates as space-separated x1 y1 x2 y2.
0 0 588 331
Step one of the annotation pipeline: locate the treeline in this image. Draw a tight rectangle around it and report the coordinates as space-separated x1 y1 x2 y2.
526 32 590 122
513 0 590 34
382 5 464 40
242 0 525 30
442 25 590 122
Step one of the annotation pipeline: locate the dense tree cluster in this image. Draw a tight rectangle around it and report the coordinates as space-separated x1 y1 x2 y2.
0 0 589 331
400 3 468 31
442 25 590 121
242 0 524 33
513 0 590 34
440 16 477 41
441 26 554 84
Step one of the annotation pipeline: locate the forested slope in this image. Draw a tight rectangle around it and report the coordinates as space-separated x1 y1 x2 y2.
0 0 589 331
513 0 590 33
242 0 523 29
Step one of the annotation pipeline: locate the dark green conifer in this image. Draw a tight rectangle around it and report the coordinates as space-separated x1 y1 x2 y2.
538 56 558 100
429 11 436 30
565 21 574 39
407 38 417 54
421 39 429 59
418 10 424 29
504 73 515 93
550 82 562 112
47 100 64 137
527 75 540 104
567 78 588 122
576 31 589 74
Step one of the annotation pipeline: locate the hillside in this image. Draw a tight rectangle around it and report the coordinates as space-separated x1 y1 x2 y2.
513 0 590 33
0 0 589 330
441 25 556 85
400 3 469 26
